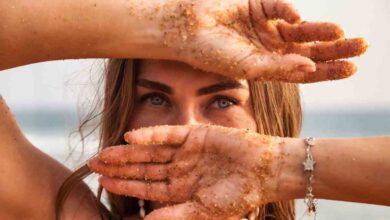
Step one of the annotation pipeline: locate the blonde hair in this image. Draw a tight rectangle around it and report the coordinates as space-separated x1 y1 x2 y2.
56 59 302 220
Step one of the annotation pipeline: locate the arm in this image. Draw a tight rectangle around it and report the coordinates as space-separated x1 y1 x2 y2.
0 96 100 219
0 0 167 70
282 136 390 206
88 125 390 219
0 0 367 83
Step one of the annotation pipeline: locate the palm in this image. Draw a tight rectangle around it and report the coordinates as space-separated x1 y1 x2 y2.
89 125 280 219
170 0 367 83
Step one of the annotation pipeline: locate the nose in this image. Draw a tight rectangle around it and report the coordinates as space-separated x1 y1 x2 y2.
175 108 205 126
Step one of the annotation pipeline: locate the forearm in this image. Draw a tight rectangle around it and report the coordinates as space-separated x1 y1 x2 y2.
0 0 169 70
280 137 390 206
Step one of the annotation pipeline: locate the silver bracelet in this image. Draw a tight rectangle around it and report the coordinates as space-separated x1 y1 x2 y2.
302 137 317 217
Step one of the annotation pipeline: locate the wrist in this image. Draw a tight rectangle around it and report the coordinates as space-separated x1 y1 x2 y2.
278 138 307 200
90 0 171 59
258 137 307 202
99 0 194 60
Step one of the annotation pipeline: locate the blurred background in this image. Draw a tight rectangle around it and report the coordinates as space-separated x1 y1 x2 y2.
0 0 389 219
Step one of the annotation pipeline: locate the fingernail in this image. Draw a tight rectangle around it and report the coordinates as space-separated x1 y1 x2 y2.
298 64 316 72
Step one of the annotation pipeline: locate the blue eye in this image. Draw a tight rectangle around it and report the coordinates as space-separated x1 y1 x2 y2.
212 97 237 109
149 96 165 105
141 93 169 106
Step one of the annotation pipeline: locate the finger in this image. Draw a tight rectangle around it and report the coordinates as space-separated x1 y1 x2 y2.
278 21 344 42
286 38 368 62
88 158 168 180
261 0 301 23
145 202 213 220
124 125 191 145
243 53 316 80
98 145 175 164
249 0 287 50
99 176 172 202
304 61 357 83
277 60 356 83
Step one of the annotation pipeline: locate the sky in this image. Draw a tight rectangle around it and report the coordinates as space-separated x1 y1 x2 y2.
1 0 390 112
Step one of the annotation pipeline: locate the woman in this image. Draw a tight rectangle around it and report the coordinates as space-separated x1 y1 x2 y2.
84 60 390 220
0 0 385 220
64 58 306 220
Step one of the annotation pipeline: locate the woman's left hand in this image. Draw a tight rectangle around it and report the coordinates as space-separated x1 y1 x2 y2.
88 125 300 219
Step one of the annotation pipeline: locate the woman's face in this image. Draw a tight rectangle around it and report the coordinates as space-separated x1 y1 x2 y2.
128 60 257 131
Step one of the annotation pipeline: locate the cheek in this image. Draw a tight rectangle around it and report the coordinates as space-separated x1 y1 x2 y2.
207 108 257 131
128 105 173 129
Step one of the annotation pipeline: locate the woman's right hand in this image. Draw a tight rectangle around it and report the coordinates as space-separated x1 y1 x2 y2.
160 0 367 83
1 0 367 83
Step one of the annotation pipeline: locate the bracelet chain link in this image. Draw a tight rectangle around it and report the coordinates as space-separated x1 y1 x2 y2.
303 137 317 218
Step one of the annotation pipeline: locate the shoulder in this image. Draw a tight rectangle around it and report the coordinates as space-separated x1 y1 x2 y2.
0 96 101 219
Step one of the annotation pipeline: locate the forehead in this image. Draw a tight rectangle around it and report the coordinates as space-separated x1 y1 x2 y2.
136 59 249 88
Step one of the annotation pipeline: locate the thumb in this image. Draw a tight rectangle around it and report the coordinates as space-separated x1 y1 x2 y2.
144 201 213 220
242 53 316 81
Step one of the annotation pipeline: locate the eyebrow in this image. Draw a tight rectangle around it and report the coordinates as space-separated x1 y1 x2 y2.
137 79 173 94
137 79 244 96
196 81 244 96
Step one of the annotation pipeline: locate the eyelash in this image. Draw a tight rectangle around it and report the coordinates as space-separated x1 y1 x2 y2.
209 96 238 109
139 93 239 109
139 92 171 106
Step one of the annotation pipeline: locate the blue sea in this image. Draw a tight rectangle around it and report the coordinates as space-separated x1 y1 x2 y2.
13 108 390 220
